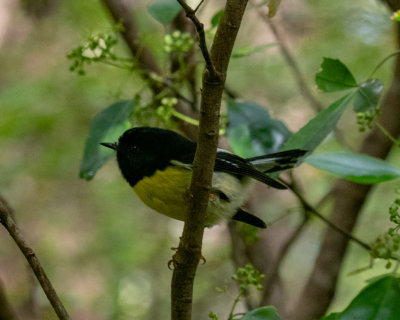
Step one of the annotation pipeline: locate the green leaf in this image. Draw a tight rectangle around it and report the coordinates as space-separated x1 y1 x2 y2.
239 306 280 320
148 0 181 25
321 276 400 320
282 94 352 153
232 43 277 59
211 9 223 27
316 58 357 92
305 152 400 184
354 79 383 112
227 100 291 158
79 100 133 181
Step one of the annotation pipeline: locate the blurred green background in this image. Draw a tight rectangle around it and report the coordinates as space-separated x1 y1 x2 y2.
1 0 399 319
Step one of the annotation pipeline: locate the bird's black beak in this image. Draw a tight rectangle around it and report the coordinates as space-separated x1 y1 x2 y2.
100 142 117 150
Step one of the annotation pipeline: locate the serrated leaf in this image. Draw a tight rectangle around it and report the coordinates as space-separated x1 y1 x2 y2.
282 94 352 153
316 58 358 92
211 9 223 27
354 79 383 112
321 276 400 320
79 100 133 180
238 306 280 320
232 43 277 59
148 0 181 25
305 152 400 184
227 100 291 158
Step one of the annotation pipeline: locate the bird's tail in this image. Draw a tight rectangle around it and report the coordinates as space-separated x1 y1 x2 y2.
232 209 267 228
247 149 307 173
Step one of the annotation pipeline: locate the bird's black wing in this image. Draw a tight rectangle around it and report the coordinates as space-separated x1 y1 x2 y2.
247 149 307 173
214 150 287 189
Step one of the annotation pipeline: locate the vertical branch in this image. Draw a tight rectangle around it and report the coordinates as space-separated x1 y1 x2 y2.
170 1 249 319
0 197 70 320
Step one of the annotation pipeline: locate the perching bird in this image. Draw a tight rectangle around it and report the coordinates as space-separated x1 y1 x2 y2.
101 127 306 228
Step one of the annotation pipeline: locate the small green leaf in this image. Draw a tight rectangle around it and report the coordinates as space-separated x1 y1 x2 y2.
79 100 133 180
232 43 277 59
321 276 400 320
148 0 181 25
211 10 223 27
227 100 291 158
282 94 352 153
305 152 400 184
316 58 358 92
238 306 280 320
354 79 383 112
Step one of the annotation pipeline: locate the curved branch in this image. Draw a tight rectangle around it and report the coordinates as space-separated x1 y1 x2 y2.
0 197 70 320
287 183 371 251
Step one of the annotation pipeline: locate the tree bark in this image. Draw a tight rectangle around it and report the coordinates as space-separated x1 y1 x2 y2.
171 1 249 319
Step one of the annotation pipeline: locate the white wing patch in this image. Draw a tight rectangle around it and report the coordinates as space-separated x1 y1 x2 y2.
170 160 192 170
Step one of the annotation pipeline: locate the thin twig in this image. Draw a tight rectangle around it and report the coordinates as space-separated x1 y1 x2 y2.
176 0 218 78
0 197 70 320
285 182 371 251
368 50 400 78
194 0 205 13
375 121 400 147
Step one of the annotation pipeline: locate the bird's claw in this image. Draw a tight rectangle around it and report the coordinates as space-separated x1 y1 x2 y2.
167 247 206 269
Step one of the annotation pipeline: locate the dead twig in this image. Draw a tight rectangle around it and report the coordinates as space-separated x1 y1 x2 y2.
0 197 70 320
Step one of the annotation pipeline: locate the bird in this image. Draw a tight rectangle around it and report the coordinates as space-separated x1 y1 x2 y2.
101 127 306 228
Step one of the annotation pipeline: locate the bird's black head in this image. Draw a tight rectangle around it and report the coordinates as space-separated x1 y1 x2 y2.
101 127 196 186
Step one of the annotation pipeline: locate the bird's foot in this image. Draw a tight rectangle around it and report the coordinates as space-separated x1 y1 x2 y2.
167 247 206 270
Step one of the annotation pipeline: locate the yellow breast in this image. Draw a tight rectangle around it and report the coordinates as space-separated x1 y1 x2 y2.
132 166 251 226
133 166 192 221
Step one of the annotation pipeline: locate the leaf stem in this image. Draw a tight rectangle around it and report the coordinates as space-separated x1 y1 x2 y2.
375 121 400 147
368 50 400 78
170 109 199 126
228 293 242 320
99 59 134 70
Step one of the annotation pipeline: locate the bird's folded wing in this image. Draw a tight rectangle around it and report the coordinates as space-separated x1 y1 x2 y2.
214 151 287 189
